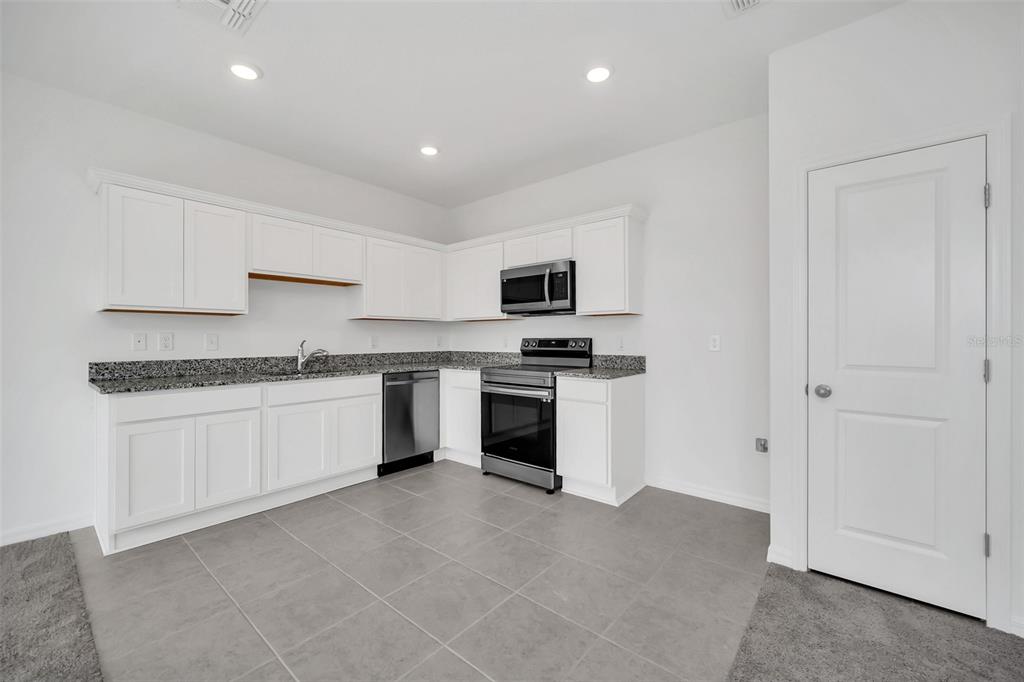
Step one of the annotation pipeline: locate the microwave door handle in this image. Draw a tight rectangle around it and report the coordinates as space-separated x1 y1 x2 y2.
544 268 551 307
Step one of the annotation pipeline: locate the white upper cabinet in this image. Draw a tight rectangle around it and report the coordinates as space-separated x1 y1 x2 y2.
314 227 364 282
574 217 643 315
359 238 443 320
503 228 573 268
250 215 315 276
184 201 247 313
446 243 504 320
105 186 185 309
250 214 364 285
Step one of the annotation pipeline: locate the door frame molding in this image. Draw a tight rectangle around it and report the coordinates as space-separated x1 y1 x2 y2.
775 115 1014 633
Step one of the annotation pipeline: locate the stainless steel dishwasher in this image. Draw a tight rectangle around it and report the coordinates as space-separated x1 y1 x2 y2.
379 370 440 476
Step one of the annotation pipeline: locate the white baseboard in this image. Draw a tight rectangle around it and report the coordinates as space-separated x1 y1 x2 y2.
1 515 93 546
766 543 800 569
441 448 481 469
646 478 769 513
1008 616 1024 638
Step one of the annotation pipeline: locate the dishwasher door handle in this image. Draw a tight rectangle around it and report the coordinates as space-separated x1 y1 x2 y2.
385 378 440 386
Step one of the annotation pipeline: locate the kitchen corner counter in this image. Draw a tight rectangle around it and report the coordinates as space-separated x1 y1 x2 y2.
88 351 645 395
554 367 645 380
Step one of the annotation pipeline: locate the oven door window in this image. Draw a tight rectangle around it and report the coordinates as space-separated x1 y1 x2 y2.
501 274 547 306
481 391 554 470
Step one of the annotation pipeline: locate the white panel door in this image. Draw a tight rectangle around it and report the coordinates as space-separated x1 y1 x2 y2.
334 395 382 473
808 137 987 617
115 418 195 529
250 215 314 276
266 403 335 490
184 201 247 312
195 409 260 509
364 239 405 316
536 228 573 262
574 218 626 314
404 247 443 319
314 227 364 282
556 399 609 486
503 236 539 267
106 186 184 308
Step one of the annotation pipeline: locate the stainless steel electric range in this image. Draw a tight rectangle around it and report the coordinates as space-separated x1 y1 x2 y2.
479 337 593 493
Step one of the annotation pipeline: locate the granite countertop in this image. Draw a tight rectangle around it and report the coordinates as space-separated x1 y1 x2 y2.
88 351 646 395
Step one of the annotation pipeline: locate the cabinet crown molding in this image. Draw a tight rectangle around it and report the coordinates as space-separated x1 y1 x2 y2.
87 167 447 251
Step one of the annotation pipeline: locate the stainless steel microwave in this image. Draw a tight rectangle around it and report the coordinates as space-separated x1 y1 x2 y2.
500 260 575 315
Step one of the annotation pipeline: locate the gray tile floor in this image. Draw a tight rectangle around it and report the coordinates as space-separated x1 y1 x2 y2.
71 459 769 682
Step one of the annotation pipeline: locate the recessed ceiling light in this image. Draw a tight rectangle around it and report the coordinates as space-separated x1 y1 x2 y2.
420 146 439 157
586 66 612 83
230 63 262 80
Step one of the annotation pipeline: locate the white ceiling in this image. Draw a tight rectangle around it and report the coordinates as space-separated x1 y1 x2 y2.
2 0 894 207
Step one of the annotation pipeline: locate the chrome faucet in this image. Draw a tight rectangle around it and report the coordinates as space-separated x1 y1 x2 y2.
297 340 329 372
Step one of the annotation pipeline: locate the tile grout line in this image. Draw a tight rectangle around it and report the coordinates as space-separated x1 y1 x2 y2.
329 482 679 680
262 509 499 682
181 535 303 682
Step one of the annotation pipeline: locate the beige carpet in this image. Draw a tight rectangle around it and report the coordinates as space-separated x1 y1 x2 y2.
729 564 1024 681
1 532 103 681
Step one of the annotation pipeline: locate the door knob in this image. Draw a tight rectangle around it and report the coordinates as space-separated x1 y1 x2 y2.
814 384 833 399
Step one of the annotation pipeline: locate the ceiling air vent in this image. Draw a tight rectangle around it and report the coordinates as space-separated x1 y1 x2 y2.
723 0 767 18
179 0 266 35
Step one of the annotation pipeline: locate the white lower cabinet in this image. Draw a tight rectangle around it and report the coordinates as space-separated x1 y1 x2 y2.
335 395 382 473
441 370 481 458
195 409 260 509
556 375 645 506
267 402 334 491
115 418 196 530
98 376 382 554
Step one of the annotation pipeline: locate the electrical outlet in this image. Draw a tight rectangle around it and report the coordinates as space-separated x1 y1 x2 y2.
617 335 625 351
755 438 769 454
369 335 379 349
436 335 445 349
708 334 721 352
131 332 147 351
158 332 174 352
204 333 219 351
503 336 509 349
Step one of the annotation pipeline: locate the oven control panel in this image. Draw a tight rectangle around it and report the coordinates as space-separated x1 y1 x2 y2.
521 337 591 350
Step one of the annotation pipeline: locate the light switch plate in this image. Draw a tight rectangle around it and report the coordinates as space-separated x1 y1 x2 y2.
158 332 174 352
708 334 721 352
204 333 219 351
131 332 147 351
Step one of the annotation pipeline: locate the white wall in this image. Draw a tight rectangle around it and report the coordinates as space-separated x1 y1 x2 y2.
767 1 1023 633
0 74 452 543
451 115 770 511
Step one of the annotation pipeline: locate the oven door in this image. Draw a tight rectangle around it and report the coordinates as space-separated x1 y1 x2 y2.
480 382 555 470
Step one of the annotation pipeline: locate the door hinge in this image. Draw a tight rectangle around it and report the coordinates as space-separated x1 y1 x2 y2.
984 183 991 209
804 384 809 396
984 533 991 558
983 358 990 383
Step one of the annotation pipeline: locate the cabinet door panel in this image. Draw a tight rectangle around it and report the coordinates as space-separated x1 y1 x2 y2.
335 396 381 473
315 228 364 282
106 186 184 307
364 239 405 316
250 215 314 276
195 409 260 509
537 229 573 262
476 243 505 318
445 249 476 320
115 418 195 529
503 236 539 268
556 400 609 486
575 218 627 314
445 384 481 453
404 247 443 319
267 403 334 490
184 201 247 311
